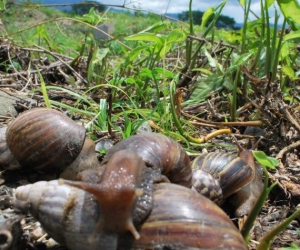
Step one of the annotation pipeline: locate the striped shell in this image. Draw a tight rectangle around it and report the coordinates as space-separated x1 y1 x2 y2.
14 181 247 250
191 152 254 205
6 108 86 173
104 132 192 187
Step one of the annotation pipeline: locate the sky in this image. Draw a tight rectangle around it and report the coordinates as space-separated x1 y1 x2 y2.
99 0 286 24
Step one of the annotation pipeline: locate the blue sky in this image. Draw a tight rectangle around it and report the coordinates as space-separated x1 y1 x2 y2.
100 0 286 23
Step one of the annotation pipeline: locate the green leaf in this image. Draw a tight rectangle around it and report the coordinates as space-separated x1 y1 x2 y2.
204 49 223 72
166 29 187 43
0 0 6 10
280 41 290 60
97 99 108 130
37 69 51 109
75 7 102 26
34 25 52 46
192 68 213 75
239 0 246 7
140 21 169 33
125 77 136 84
252 150 279 169
93 48 109 64
125 33 162 44
201 7 215 29
152 68 175 79
226 52 253 74
87 45 97 84
187 74 224 103
284 30 300 40
282 65 295 79
277 0 300 29
139 68 153 78
266 0 276 8
126 45 149 63
122 110 132 138
160 42 171 57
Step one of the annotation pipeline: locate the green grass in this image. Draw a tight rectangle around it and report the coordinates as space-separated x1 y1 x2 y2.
2 0 300 137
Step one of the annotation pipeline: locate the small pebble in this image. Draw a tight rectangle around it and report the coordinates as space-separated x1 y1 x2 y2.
31 222 45 240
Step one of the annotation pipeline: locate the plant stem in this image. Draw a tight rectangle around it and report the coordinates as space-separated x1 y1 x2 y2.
241 0 251 54
264 0 271 75
170 81 231 143
272 18 286 83
231 68 240 121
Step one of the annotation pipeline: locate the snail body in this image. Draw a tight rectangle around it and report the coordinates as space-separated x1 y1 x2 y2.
103 132 192 187
60 150 161 241
0 108 99 179
14 180 247 250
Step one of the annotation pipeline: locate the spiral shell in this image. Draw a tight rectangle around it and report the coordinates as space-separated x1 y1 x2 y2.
6 108 86 173
191 152 254 204
104 132 192 187
231 149 264 217
14 181 247 250
14 180 115 250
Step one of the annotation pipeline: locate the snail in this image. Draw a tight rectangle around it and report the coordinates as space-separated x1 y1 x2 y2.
191 139 264 216
8 116 260 249
102 132 261 212
14 154 248 249
102 132 192 187
230 140 264 217
60 149 163 241
0 108 99 179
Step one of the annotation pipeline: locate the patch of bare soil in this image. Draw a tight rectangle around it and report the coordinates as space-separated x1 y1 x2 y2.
0 38 300 250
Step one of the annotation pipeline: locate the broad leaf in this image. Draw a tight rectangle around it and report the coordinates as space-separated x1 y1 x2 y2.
125 33 162 44
75 7 102 26
284 30 300 40
201 7 215 29
266 0 276 8
252 151 279 169
140 21 169 33
277 0 300 29
282 65 296 79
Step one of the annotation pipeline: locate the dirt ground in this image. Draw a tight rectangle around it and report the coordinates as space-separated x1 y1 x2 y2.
0 38 300 250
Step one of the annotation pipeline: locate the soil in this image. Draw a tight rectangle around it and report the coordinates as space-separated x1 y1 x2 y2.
0 37 300 250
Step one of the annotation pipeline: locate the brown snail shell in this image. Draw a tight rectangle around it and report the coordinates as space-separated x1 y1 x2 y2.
231 146 264 217
103 132 192 187
14 180 247 250
5 108 87 174
191 152 254 205
128 183 247 250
